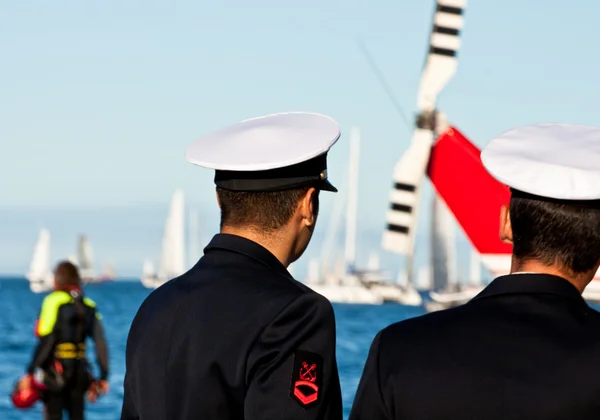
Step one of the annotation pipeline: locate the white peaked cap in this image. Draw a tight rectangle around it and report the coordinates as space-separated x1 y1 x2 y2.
184 112 341 192
481 123 600 201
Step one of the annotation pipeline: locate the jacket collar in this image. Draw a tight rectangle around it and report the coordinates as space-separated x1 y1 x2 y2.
473 273 587 307
203 233 291 278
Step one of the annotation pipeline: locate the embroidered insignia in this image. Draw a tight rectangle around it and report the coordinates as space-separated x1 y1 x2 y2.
290 350 323 408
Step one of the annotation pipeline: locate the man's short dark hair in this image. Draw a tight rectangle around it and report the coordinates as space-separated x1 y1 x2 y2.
217 186 319 232
54 261 81 287
510 197 600 274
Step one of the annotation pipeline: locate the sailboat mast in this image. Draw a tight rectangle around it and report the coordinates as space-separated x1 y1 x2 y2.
469 248 481 286
344 127 360 276
188 208 199 269
430 194 457 290
320 164 348 282
404 253 415 288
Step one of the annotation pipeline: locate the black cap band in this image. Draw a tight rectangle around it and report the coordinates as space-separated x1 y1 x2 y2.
510 188 600 209
214 153 337 192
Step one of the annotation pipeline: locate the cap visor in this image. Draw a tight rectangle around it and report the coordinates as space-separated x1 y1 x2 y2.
319 179 337 192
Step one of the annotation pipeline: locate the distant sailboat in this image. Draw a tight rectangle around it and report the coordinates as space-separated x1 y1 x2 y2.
141 189 186 289
305 128 383 304
26 229 54 293
426 247 485 311
76 235 96 283
187 208 202 269
99 261 116 282
141 259 155 285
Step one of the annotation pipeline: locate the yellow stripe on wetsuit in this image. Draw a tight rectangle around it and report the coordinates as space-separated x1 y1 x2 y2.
36 290 101 337
55 342 86 359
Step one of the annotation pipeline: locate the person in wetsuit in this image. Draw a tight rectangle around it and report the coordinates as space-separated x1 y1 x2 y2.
349 123 600 419
121 112 344 419
18 260 109 420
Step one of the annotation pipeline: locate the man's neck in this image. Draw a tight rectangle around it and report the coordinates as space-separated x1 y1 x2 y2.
511 258 592 293
220 226 292 267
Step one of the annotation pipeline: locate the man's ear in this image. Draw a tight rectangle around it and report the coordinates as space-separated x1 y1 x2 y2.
300 188 317 228
216 188 221 208
499 205 513 244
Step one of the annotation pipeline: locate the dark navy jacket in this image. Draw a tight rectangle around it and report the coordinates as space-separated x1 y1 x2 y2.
121 233 342 420
350 273 600 419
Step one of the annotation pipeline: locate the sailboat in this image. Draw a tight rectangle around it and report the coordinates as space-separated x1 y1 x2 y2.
366 257 423 305
99 261 116 282
141 259 156 287
425 247 483 310
26 228 54 293
187 208 202 269
304 128 384 304
76 234 96 283
141 189 186 289
371 0 478 311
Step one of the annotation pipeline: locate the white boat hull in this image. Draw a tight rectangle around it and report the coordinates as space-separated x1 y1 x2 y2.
426 277 600 311
29 281 52 293
141 275 168 289
27 274 53 294
426 285 484 312
368 284 423 306
307 284 384 304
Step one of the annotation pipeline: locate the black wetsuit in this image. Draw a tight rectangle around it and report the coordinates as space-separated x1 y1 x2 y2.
27 288 109 420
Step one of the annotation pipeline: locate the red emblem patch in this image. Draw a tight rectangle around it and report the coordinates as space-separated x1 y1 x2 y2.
290 351 323 408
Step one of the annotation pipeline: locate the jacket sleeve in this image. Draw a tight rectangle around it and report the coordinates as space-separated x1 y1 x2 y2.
120 371 139 420
26 295 58 374
244 292 343 420
91 310 110 381
120 309 141 420
348 330 392 420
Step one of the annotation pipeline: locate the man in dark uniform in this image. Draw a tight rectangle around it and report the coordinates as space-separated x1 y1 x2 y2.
121 112 343 419
349 123 600 419
18 260 109 420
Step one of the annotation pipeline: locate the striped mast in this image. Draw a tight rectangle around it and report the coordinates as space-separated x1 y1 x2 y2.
381 0 466 285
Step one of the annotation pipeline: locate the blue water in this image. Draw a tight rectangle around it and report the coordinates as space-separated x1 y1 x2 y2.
0 278 426 419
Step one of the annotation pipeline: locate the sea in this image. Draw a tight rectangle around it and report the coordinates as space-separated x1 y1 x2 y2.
0 277 427 420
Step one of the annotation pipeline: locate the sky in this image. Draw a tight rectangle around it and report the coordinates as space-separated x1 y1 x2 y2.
2 0 600 276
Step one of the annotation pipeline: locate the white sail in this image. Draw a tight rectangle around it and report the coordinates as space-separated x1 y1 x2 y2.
367 252 380 271
469 248 482 286
77 234 95 282
187 208 201 269
417 265 432 290
142 189 186 288
320 166 349 280
143 259 155 276
140 259 156 288
344 127 360 275
306 259 319 285
26 229 53 293
159 189 185 279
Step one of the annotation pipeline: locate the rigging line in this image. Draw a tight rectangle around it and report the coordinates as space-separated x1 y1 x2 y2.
355 38 412 134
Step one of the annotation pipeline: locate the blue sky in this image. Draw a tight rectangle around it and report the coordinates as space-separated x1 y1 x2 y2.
2 0 600 276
